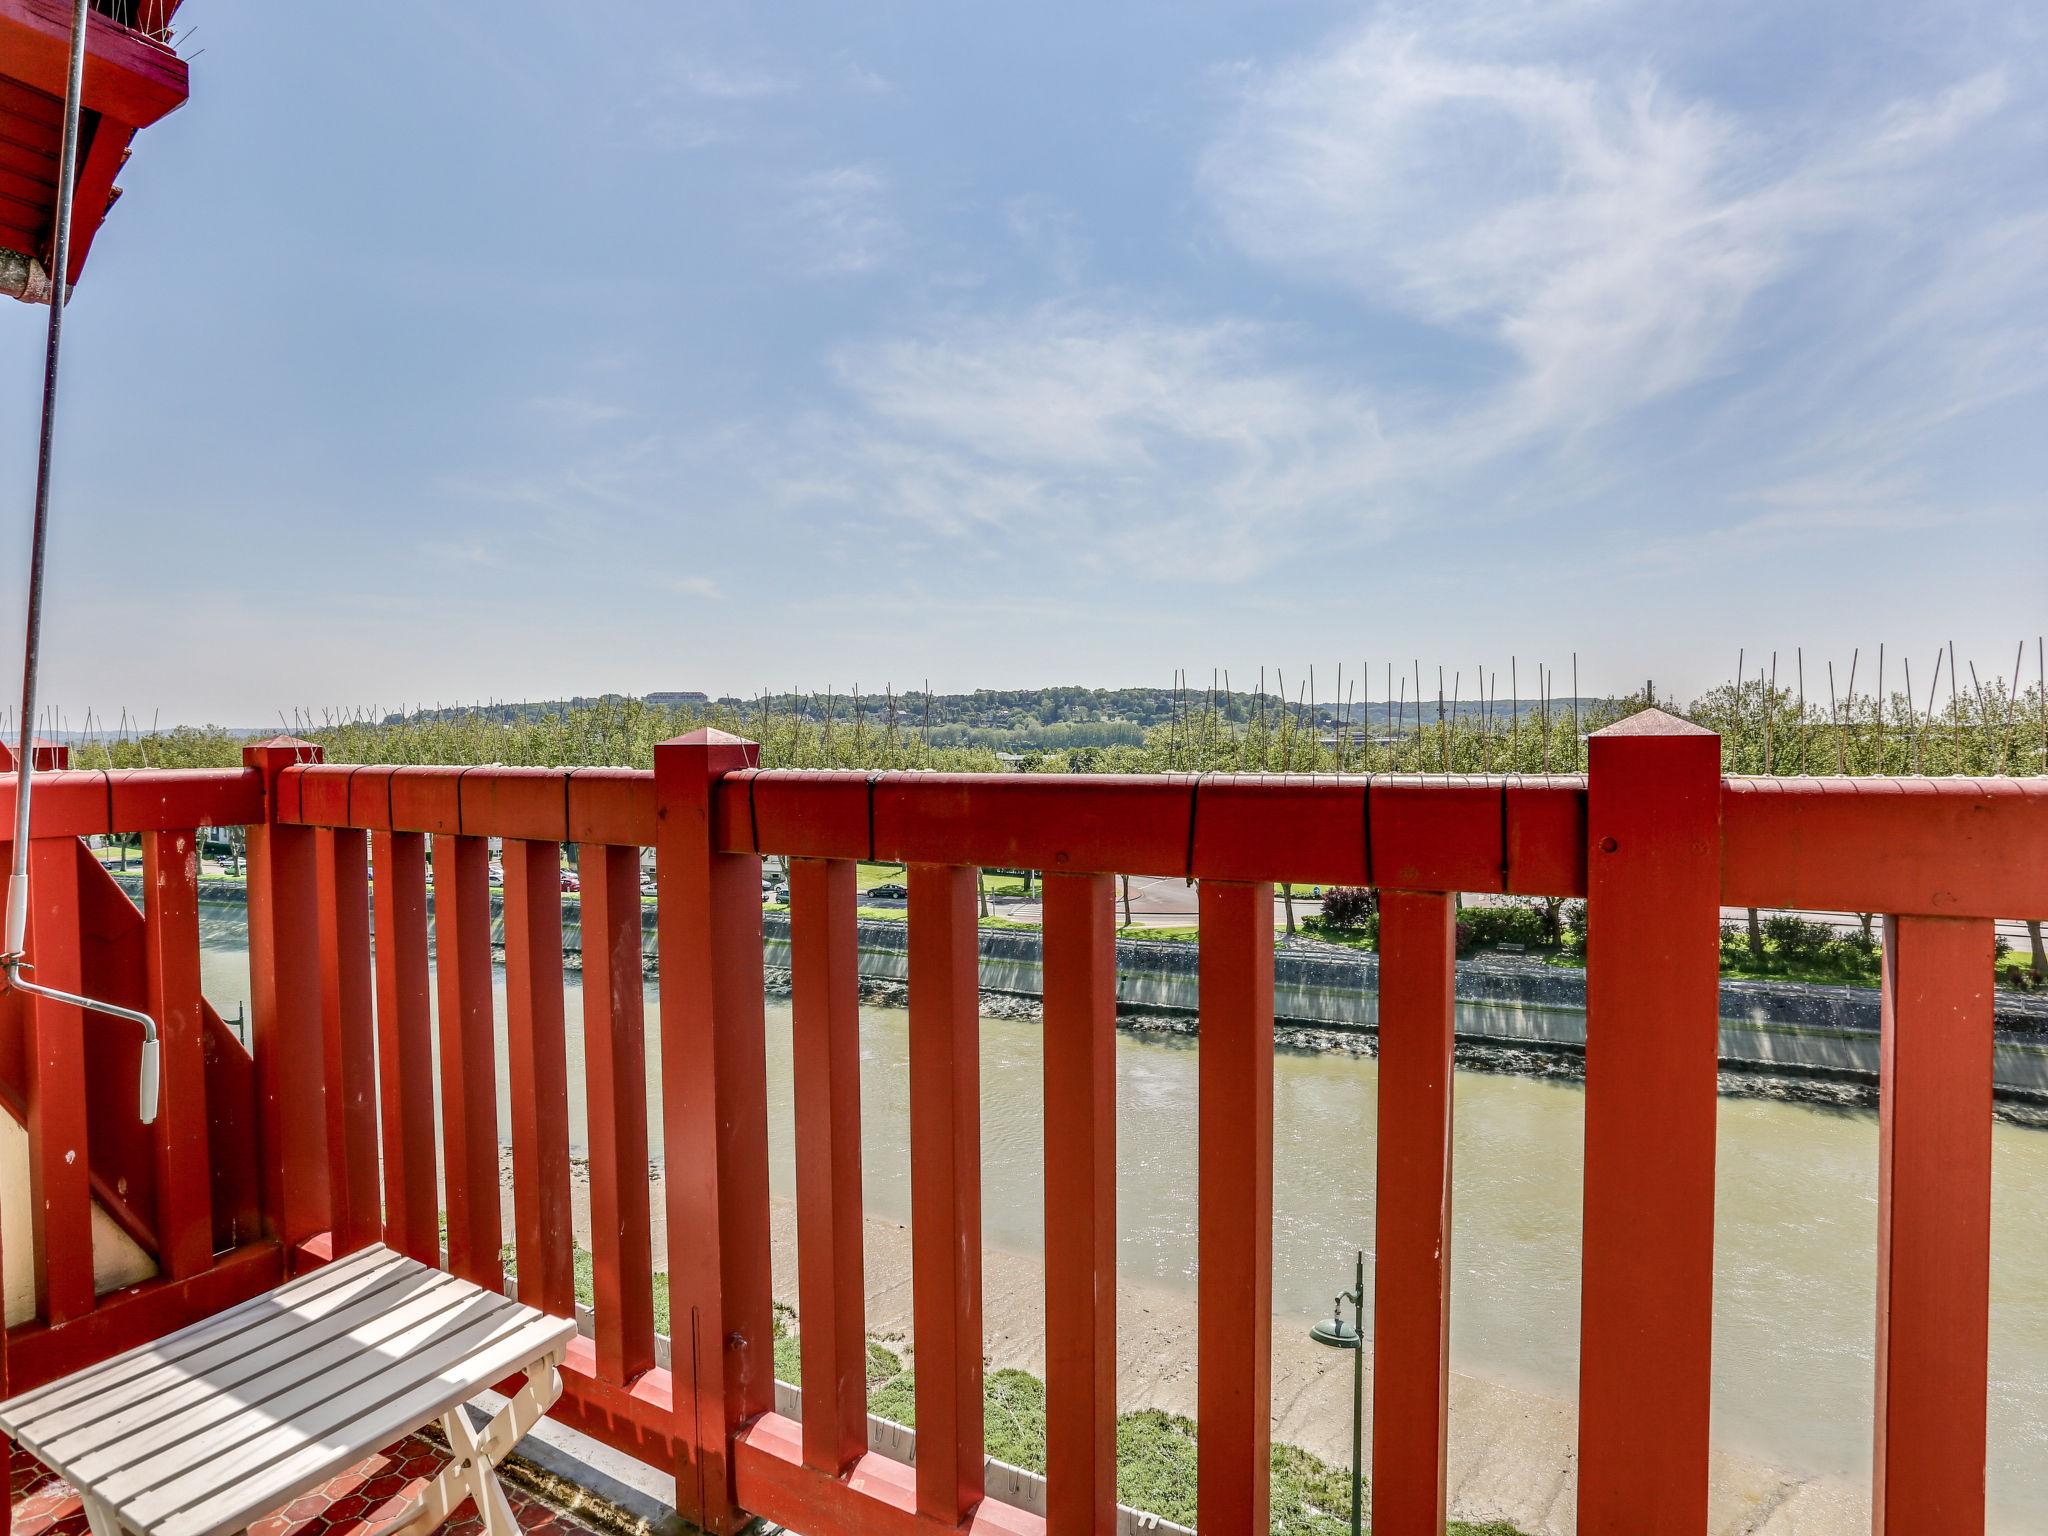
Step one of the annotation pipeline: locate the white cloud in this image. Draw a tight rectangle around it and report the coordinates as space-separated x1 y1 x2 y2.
771 305 1392 576
665 54 799 101
1004 195 1089 285
660 575 724 600
1200 22 2014 444
786 164 904 275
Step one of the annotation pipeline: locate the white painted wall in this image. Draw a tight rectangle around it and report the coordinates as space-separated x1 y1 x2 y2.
1 1111 156 1326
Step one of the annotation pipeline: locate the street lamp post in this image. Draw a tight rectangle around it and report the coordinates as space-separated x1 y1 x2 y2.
1308 1249 1365 1536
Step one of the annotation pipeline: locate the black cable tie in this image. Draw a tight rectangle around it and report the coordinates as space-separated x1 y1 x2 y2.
866 772 882 863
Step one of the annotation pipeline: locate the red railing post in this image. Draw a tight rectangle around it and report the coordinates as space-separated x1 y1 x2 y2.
1577 709 1721 1534
23 835 92 1322
141 828 212 1279
1042 871 1118 1536
655 730 772 1535
1371 887 1457 1536
371 828 438 1264
503 837 573 1317
242 737 330 1265
314 827 379 1257
1874 915 1995 1532
1197 878 1275 1534
908 862 986 1527
583 841 656 1385
433 831 502 1288
788 855 868 1475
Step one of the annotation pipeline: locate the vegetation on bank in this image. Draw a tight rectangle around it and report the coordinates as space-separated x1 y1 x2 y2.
508 1245 1523 1535
51 662 2048 780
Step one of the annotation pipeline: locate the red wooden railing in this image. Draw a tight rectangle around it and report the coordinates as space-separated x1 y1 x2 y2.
0 714 2042 1536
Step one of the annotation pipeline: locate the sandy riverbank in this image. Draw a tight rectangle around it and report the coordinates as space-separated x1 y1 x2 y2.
500 1157 1868 1536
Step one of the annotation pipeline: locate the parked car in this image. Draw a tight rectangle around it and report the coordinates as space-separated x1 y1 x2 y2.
868 882 909 900
488 862 505 886
763 883 788 905
559 869 580 893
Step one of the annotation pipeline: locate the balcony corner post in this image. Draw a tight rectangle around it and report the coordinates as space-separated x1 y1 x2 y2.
654 730 770 1535
241 735 329 1266
1576 707 1722 1534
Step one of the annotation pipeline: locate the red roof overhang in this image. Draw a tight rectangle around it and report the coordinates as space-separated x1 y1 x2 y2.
0 0 189 287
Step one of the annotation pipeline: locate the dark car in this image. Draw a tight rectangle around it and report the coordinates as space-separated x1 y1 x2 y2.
868 882 910 900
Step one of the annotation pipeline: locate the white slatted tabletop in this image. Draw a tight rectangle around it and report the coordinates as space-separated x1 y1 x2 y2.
0 1246 577 1536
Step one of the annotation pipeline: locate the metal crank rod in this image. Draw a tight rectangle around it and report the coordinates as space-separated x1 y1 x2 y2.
1 0 159 1125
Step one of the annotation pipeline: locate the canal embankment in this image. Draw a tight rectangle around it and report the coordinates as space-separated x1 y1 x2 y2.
145 873 2048 1105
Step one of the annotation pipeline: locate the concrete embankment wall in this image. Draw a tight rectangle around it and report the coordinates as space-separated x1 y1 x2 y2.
776 916 2048 1102
142 874 2048 1100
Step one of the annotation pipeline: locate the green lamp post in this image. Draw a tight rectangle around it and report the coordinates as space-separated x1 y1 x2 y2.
1308 1249 1365 1536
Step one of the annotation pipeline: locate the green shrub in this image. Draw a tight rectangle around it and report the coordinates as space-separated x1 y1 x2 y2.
1457 901 1549 950
1761 913 1834 958
1318 886 1378 929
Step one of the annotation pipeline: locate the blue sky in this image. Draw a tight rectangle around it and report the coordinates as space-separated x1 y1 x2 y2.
2 0 2044 723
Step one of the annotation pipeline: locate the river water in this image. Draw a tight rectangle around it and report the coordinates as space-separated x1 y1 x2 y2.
197 919 2048 1526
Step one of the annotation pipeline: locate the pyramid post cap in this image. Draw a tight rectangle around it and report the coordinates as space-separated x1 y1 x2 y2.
1589 706 1715 739
663 727 758 748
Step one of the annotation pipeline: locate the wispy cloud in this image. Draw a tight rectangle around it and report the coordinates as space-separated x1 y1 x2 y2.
785 164 904 275
769 304 1391 575
1004 195 1089 285
528 394 630 426
1200 20 2014 446
664 53 800 101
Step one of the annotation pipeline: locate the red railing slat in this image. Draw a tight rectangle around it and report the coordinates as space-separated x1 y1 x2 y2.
142 828 212 1280
503 837 574 1318
25 837 93 1322
1874 915 1994 1533
1577 713 1722 1534
1195 878 1274 1534
582 842 656 1385
315 828 379 1257
370 829 438 1264
655 732 774 1536
1371 887 1456 1535
434 832 502 1289
244 741 329 1258
1041 871 1118 1536
789 856 869 1474
907 862 985 1526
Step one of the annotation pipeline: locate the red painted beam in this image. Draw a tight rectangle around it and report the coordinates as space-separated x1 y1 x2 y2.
370 830 437 1264
907 862 985 1526
434 833 501 1289
0 769 263 835
582 842 655 1386
60 109 126 282
1723 776 2048 919
1874 915 1994 1532
1040 872 1117 1536
1196 880 1274 1534
503 838 574 1319
141 828 210 1280
0 0 188 129
1371 889 1456 1536
789 856 868 1476
654 731 773 1535
1577 712 1722 1535
734 1412 1046 1536
315 828 380 1257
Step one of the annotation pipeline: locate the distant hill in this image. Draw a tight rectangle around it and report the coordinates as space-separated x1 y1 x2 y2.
380 686 1606 753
